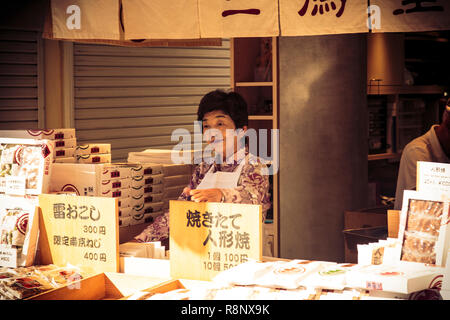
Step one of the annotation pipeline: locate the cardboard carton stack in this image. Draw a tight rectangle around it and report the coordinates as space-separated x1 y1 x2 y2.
75 143 112 164
129 163 165 227
162 164 192 210
127 149 195 210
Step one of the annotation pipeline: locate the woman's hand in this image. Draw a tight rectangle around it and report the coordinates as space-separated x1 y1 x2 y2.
189 188 223 202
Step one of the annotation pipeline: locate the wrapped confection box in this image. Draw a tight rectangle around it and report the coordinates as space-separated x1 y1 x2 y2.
0 138 54 195
0 195 39 268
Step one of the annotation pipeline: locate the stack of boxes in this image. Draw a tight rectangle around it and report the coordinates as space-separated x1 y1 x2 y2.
161 164 193 210
129 163 165 227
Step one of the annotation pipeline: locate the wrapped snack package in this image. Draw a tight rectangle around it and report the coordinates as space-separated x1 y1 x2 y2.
0 208 29 246
398 192 450 266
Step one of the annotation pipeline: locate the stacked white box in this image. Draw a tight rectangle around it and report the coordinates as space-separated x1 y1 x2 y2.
129 163 164 225
162 164 193 210
48 163 135 228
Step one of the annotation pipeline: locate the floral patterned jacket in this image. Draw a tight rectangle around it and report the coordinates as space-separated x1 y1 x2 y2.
134 150 271 242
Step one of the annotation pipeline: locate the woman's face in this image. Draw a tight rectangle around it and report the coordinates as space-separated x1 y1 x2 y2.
202 110 242 160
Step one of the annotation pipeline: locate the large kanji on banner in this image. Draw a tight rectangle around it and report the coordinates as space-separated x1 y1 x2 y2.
50 0 120 40
198 0 279 38
122 0 200 39
368 0 450 33
280 0 368 36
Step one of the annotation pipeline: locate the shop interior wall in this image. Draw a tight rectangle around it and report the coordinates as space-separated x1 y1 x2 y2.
279 34 368 263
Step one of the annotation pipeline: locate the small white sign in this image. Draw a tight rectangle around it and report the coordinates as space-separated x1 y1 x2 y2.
0 245 17 268
5 176 26 196
417 161 450 195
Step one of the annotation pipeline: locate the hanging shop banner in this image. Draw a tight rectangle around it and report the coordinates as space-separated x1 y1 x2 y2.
279 0 368 36
169 200 262 281
198 0 279 38
368 0 450 33
50 0 120 40
122 0 200 40
417 161 450 196
38 194 119 274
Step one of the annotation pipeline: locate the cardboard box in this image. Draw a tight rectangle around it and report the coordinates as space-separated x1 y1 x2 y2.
77 153 111 164
345 263 444 294
29 272 168 300
143 173 164 185
0 138 54 195
0 129 76 140
144 193 163 203
53 147 75 159
49 163 132 196
54 138 77 149
143 183 164 194
75 143 111 155
164 174 191 187
54 157 76 163
162 164 193 177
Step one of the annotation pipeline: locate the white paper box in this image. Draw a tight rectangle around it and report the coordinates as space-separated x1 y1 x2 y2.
0 128 76 140
143 183 164 194
130 213 145 225
118 207 132 218
131 186 144 198
54 157 76 163
164 185 185 199
162 164 193 176
345 263 444 294
53 147 75 159
76 143 111 155
0 138 54 195
101 164 132 180
77 153 111 164
54 138 77 149
119 216 132 228
141 163 163 175
131 175 145 188
100 178 131 191
164 174 191 187
49 163 132 196
143 174 164 185
118 196 132 208
144 192 163 203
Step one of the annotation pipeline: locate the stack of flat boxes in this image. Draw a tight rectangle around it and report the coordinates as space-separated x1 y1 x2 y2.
129 163 164 227
162 164 193 210
75 144 112 164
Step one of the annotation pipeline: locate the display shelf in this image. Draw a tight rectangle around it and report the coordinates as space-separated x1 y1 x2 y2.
231 36 279 257
367 85 446 95
368 152 401 161
235 81 273 87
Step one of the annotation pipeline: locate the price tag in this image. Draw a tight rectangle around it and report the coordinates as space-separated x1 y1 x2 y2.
5 176 26 195
0 245 17 268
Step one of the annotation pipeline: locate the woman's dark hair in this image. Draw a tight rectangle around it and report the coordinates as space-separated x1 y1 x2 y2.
197 90 248 129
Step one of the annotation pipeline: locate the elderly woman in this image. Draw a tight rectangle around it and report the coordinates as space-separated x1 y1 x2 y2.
134 89 271 242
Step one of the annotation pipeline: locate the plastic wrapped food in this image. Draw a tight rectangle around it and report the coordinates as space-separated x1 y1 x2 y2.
0 208 29 246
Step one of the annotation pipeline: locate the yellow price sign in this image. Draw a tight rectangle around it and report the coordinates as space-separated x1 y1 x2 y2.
169 200 262 281
38 194 119 274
